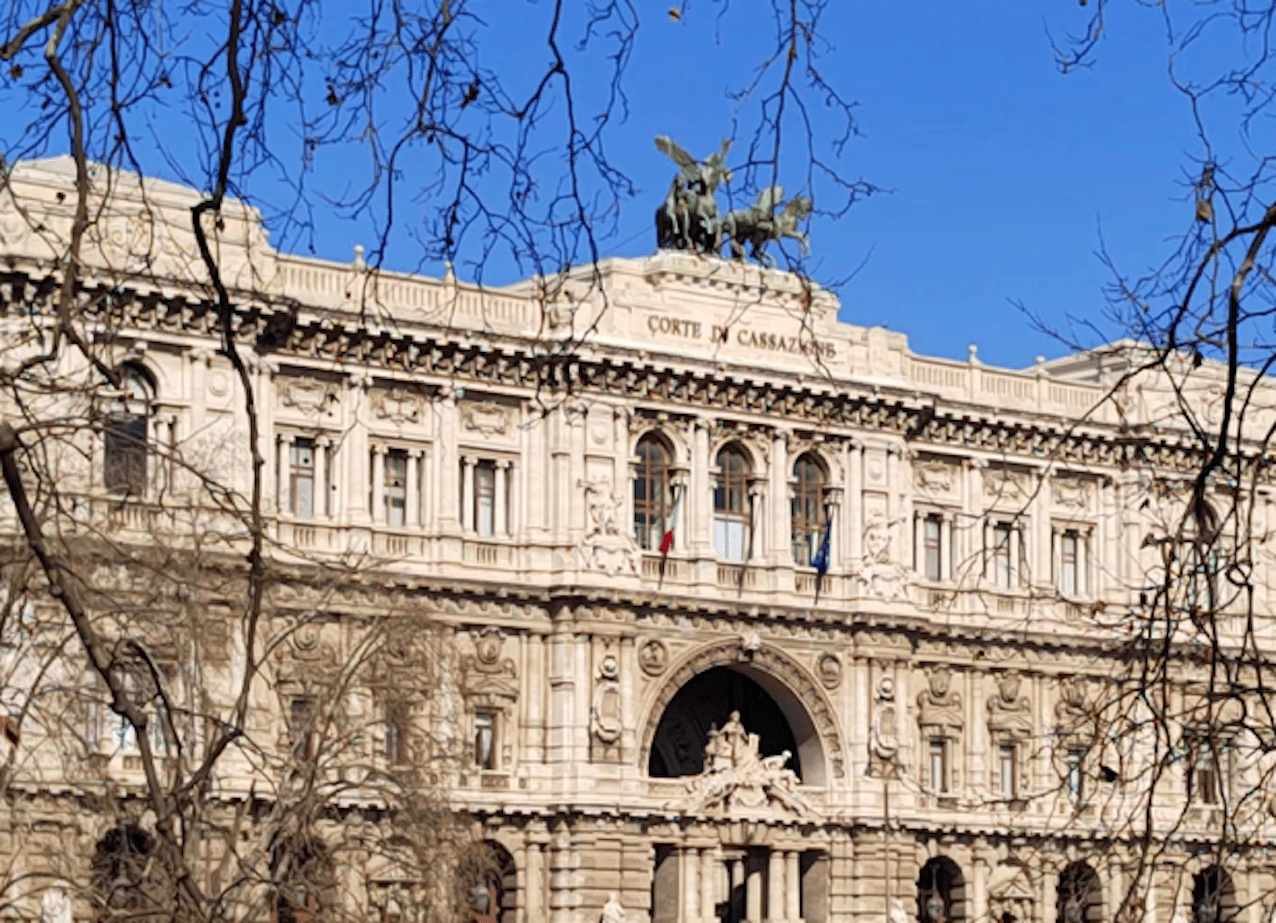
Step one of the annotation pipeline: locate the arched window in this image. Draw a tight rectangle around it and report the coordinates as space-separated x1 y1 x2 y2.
916 857 965 923
104 364 155 495
791 454 827 566
713 444 751 561
272 837 334 923
633 434 673 551
1057 863 1102 923
1193 867 1235 923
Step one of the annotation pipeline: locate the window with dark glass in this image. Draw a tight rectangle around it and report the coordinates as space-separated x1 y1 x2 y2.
791 454 826 566
922 513 944 581
384 450 408 527
713 445 751 561
290 440 316 519
384 700 410 766
1189 739 1227 806
289 696 316 761
1059 530 1079 597
1065 748 1085 803
103 365 154 495
928 737 950 793
634 435 672 551
474 461 496 538
473 710 496 770
998 743 1018 797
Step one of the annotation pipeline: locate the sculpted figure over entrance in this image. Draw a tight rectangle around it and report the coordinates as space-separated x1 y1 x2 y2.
684 712 814 816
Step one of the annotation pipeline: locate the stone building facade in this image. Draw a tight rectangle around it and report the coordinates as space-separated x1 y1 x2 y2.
1 157 1274 923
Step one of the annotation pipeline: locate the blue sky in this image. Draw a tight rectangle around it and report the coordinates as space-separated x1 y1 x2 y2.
0 2 1224 368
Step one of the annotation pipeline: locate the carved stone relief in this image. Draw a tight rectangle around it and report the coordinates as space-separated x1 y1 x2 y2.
914 458 959 498
575 478 638 576
869 674 900 778
983 467 1029 505
682 711 815 817
459 400 513 437
917 666 964 735
816 653 843 690
461 629 519 707
987 863 1034 923
639 640 669 676
591 652 623 749
986 672 1033 739
278 377 339 416
371 387 425 424
1051 476 1093 512
858 514 911 603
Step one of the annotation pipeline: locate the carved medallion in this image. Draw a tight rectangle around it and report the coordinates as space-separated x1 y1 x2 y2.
639 640 669 676
372 387 424 424
816 653 843 690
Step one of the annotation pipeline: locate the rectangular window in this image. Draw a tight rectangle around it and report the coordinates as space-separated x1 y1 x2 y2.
384 450 408 527
928 737 949 793
713 518 750 561
923 514 943 581
1191 744 1225 805
991 522 1014 589
384 701 409 766
104 414 149 495
290 696 316 761
290 439 316 519
998 743 1018 797
1060 530 1079 597
474 710 496 770
1065 748 1085 804
475 461 496 537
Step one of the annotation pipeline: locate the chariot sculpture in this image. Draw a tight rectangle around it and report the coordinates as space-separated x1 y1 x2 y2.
653 134 813 265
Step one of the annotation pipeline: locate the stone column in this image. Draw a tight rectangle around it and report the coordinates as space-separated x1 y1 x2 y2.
772 430 790 563
728 858 744 923
748 477 767 563
683 848 701 923
525 841 544 923
785 852 801 923
767 851 783 923
496 460 511 537
847 441 863 564
461 455 476 532
700 848 718 923
370 445 386 524
970 847 989 923
277 433 293 514
692 419 712 555
746 854 763 923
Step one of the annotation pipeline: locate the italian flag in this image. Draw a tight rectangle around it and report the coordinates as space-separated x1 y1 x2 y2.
660 485 683 555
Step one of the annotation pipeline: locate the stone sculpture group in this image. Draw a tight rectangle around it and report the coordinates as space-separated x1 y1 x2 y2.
654 136 812 265
684 711 813 816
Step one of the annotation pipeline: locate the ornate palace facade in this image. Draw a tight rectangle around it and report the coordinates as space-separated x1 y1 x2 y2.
1 158 1274 923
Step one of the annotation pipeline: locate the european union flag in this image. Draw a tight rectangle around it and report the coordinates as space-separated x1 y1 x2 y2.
811 508 833 577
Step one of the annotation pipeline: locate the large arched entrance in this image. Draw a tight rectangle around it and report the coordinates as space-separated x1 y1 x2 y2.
642 653 834 923
640 643 837 786
648 667 801 779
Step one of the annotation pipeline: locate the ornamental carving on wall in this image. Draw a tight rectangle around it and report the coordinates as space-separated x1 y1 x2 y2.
869 674 900 777
591 652 623 747
1051 476 1093 511
279 377 339 415
639 640 669 676
459 400 512 436
914 459 958 496
461 629 518 707
917 666 964 735
987 672 1033 739
575 478 638 576
371 387 424 424
983 467 1029 504
816 653 843 690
